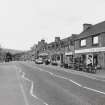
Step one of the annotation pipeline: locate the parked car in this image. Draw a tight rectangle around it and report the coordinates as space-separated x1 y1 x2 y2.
35 59 43 64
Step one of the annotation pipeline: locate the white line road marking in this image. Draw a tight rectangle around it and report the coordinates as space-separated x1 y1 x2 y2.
33 66 105 95
22 72 49 105
83 86 105 95
49 72 82 87
15 69 29 105
47 65 105 82
16 63 105 97
30 81 38 99
29 81 48 105
15 66 49 105
33 66 83 87
70 80 82 87
21 72 31 82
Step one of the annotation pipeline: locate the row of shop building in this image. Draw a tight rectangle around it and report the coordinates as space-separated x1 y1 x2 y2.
34 21 105 69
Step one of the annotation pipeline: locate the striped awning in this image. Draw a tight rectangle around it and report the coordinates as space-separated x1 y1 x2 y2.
65 52 73 56
39 53 48 56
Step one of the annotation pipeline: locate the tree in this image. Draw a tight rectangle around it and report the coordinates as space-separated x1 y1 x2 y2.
30 44 37 51
5 52 12 62
0 45 4 62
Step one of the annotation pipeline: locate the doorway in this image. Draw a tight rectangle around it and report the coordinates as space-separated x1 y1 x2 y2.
93 54 98 66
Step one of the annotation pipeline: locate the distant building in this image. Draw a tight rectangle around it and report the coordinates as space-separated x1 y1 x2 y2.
35 35 76 66
34 39 48 60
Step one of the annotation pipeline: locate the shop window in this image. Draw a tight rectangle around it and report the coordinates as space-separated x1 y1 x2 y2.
93 54 98 66
57 56 60 61
69 55 73 62
81 54 86 64
92 35 99 45
60 54 64 63
51 56 55 61
80 39 86 47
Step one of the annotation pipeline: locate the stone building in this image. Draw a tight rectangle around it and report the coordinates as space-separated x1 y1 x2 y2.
36 35 76 66
35 39 48 60
47 37 63 65
74 21 105 69
63 34 77 67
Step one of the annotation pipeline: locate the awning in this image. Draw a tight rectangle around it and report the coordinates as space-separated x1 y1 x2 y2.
65 52 73 56
39 53 48 56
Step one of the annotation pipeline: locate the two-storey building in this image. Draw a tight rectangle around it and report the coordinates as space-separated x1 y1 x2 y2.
47 37 63 65
46 36 76 66
74 21 105 69
34 36 75 65
63 34 77 67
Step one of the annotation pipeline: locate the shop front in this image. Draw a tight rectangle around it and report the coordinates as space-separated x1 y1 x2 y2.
79 53 98 67
65 52 74 68
50 53 64 66
75 47 105 69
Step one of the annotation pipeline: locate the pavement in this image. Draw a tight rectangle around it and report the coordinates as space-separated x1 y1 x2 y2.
44 64 105 81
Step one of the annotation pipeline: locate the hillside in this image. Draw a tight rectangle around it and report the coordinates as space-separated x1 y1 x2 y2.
2 48 23 54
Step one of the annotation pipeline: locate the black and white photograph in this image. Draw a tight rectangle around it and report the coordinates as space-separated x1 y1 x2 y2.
0 0 105 105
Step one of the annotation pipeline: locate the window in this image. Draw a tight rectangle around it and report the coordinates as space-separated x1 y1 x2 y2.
80 39 86 47
57 56 60 61
92 36 99 45
52 44 55 48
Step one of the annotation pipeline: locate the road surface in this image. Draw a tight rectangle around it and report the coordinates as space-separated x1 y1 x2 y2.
0 61 105 105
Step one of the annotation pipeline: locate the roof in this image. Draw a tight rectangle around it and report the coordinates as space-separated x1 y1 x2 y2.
61 36 71 42
76 21 105 40
61 34 77 42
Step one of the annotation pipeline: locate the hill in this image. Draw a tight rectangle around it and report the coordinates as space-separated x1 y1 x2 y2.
2 48 23 54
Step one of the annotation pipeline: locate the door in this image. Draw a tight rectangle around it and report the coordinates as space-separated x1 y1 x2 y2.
93 54 98 66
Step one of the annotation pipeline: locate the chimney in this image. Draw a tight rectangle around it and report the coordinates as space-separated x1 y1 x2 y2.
83 24 92 31
71 34 78 38
38 41 40 45
55 37 60 42
41 39 45 43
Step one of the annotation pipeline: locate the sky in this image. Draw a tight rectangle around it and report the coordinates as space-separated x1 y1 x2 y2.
0 0 105 51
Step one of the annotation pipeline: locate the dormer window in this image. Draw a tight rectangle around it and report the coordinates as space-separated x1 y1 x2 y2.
80 39 86 47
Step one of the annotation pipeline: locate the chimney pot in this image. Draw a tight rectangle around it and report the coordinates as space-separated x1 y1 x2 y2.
83 23 92 31
55 37 60 42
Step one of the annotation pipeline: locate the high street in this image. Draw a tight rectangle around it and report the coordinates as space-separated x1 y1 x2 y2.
0 61 105 105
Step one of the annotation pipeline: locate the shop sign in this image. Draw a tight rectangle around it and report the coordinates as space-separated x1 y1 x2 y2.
75 47 105 54
86 54 93 65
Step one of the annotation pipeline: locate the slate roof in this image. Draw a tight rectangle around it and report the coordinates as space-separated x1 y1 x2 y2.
61 34 77 42
76 21 105 40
